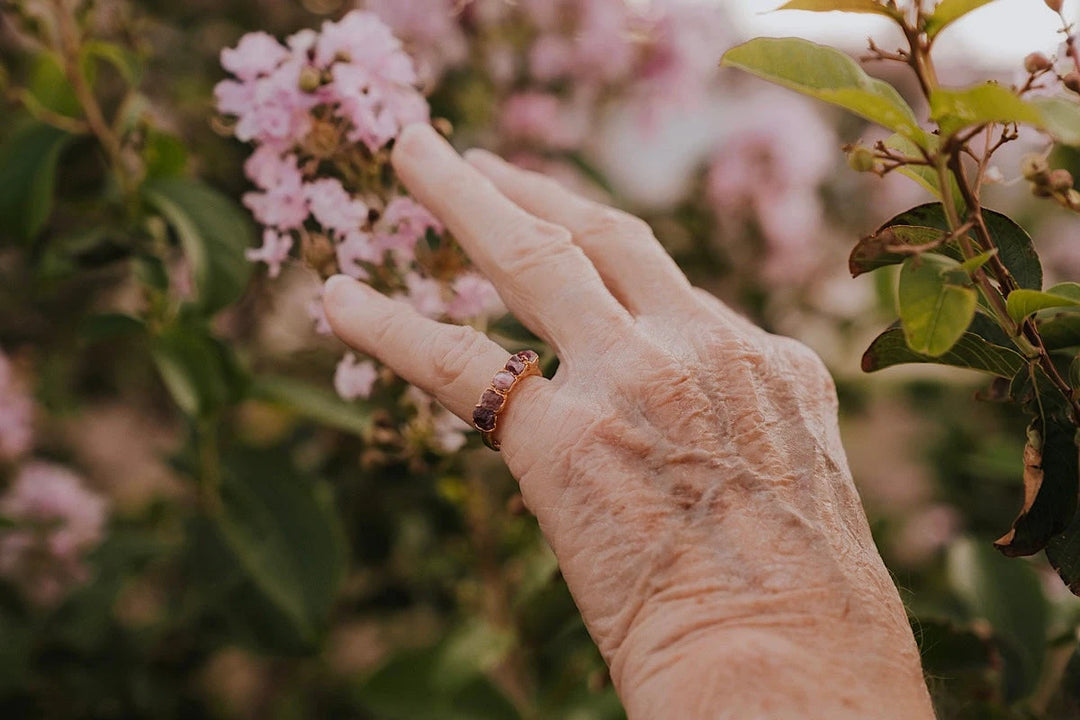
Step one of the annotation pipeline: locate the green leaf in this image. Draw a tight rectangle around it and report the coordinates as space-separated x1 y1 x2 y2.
26 52 81 118
720 37 923 139
79 40 142 87
250 374 372 436
849 225 950 277
1047 509 1080 598
80 313 146 344
948 537 1048 700
925 0 1000 38
994 418 1079 558
358 622 520 720
898 254 978 356
875 203 1042 290
861 325 1024 377
142 177 253 314
931 83 1043 138
1006 287 1080 324
1031 97 1080 147
960 249 998 275
1038 314 1080 350
930 84 1080 146
142 131 188 179
216 448 347 646
0 122 74 243
151 324 243 417
775 0 899 15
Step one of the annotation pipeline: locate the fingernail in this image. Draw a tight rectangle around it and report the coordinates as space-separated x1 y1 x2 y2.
323 274 364 311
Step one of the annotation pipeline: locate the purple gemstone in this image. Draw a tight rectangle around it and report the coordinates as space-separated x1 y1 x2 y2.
492 371 515 392
517 350 539 363
478 389 505 412
505 356 526 375
473 407 497 432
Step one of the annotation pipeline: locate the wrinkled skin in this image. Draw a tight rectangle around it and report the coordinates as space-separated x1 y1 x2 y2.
324 124 934 719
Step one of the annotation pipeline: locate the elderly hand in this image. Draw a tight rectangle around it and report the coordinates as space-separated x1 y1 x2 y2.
323 124 934 719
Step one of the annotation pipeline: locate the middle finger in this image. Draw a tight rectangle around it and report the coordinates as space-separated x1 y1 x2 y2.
391 124 634 361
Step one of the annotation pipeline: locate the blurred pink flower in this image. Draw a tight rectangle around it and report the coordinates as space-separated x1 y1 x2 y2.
336 231 380 280
499 92 585 149
0 462 108 606
245 229 294 278
304 178 369 236
334 353 378 400
0 351 33 461
366 0 468 84
244 146 302 192
432 410 470 453
447 273 503 321
307 292 333 335
528 34 575 82
376 196 442 260
220 31 290 81
242 154 309 230
403 272 447 318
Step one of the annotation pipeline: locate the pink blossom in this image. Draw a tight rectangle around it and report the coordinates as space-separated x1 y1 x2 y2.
403 272 447 318
573 0 638 84
330 62 429 151
243 146 302 191
376 196 442 260
447 273 503 321
245 229 293 278
226 59 318 145
241 153 307 229
499 92 585 149
0 351 32 461
304 178 369 235
529 34 575 82
336 231 380 280
367 0 468 83
307 292 333 335
432 410 470 453
315 11 407 70
334 353 378 400
0 462 108 606
220 31 291 81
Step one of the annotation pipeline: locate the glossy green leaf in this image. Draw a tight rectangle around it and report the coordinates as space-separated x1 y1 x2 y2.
995 418 1079 557
960 249 998 275
948 537 1048 700
849 225 949 277
1006 288 1080 324
721 37 922 139
861 325 1024 377
216 448 347 646
142 177 253 314
250 375 372 436
1047 510 1080 598
925 0 1000 38
0 122 74 243
898 254 978 357
80 313 146 344
775 0 898 15
877 203 1042 290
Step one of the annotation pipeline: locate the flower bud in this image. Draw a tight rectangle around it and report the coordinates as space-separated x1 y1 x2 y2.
1064 72 1080 95
298 65 322 93
1031 181 1054 198
1049 168 1075 192
846 146 878 173
1024 52 1052 74
1045 0 1063 12
1021 153 1050 182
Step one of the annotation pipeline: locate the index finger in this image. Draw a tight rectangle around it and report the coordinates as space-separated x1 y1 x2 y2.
391 125 632 361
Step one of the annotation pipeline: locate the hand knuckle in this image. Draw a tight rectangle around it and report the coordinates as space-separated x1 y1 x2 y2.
431 325 485 386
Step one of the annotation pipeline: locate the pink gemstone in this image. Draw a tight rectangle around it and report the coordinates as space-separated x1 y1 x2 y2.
505 356 526 375
517 350 539 363
478 389 505 412
473 407 496 431
492 371 515 391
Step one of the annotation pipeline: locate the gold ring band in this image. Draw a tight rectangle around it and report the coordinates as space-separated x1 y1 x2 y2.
473 350 542 451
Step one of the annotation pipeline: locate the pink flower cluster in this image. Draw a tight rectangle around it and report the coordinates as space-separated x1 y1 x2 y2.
0 350 32 461
0 462 108 606
219 11 506 407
